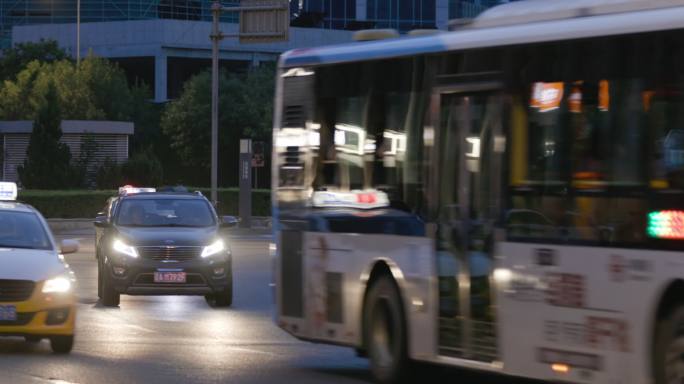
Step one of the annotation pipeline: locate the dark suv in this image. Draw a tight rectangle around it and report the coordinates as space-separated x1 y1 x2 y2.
94 190 237 308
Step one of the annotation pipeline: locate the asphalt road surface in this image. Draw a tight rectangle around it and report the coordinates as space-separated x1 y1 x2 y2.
0 230 540 384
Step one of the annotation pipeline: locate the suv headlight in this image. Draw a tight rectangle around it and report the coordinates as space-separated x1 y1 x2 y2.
201 239 225 258
42 276 72 293
113 239 138 258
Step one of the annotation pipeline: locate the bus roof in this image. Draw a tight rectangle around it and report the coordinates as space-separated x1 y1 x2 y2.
471 0 684 29
280 0 684 69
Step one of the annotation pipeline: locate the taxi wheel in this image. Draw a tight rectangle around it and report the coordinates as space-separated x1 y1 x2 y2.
50 335 74 354
101 269 120 307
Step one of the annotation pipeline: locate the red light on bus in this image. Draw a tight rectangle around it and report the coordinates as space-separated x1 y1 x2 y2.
648 211 684 240
356 193 377 204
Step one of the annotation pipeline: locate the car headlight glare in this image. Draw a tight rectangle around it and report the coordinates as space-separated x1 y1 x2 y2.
42 276 72 293
201 239 225 258
113 239 138 258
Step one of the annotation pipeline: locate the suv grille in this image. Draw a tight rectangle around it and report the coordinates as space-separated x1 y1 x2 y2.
0 280 35 302
138 246 202 262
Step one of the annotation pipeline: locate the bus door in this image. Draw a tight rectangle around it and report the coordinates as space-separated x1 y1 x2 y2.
431 85 504 363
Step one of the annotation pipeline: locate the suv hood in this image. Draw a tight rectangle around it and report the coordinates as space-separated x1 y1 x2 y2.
114 226 219 247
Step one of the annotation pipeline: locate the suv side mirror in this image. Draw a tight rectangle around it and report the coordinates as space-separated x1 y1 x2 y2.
93 216 110 228
220 216 239 228
60 239 79 255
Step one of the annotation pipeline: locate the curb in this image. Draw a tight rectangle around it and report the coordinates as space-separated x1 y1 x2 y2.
47 218 94 232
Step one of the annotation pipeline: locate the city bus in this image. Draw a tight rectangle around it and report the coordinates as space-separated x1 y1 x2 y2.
271 1 684 383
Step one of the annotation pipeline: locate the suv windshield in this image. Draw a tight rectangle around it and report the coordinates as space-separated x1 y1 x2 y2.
116 198 216 227
0 211 52 250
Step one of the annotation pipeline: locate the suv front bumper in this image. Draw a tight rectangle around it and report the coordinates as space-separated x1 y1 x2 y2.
105 252 231 296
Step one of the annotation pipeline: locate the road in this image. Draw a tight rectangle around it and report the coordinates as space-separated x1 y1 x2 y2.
0 231 539 384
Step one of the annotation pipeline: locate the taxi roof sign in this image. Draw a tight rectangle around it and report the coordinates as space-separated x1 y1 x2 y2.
0 182 18 201
118 185 156 196
312 190 389 210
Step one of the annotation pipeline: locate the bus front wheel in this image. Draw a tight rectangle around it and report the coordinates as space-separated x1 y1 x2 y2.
655 304 684 384
363 275 409 384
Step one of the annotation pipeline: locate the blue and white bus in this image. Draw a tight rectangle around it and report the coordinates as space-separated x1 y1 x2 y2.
272 1 684 382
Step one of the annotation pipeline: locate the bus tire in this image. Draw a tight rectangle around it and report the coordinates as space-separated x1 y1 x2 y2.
654 304 684 384
364 274 409 384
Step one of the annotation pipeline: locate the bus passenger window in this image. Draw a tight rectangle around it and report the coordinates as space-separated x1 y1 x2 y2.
310 59 428 216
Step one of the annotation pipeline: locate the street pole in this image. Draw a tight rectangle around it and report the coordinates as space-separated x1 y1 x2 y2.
208 1 286 208
210 1 222 207
76 0 80 65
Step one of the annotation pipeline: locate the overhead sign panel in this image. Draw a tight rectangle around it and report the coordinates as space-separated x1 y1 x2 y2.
239 0 289 44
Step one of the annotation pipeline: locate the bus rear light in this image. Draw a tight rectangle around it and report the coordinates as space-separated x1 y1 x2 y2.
538 348 602 371
551 363 569 374
647 210 684 240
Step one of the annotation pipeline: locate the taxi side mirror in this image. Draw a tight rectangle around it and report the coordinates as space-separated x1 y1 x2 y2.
220 216 239 228
60 239 79 255
93 216 110 228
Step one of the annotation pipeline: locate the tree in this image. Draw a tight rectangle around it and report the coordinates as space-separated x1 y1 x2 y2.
0 39 68 81
121 149 163 187
161 65 275 174
0 55 141 121
95 157 123 189
17 82 77 189
74 133 100 188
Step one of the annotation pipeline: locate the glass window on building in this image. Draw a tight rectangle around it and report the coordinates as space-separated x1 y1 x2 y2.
297 0 356 29
368 0 436 31
449 0 515 20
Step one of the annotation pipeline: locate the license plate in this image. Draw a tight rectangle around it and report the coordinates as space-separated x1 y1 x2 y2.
0 305 16 321
154 272 186 283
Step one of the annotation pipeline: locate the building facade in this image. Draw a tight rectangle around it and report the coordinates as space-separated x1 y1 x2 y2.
289 0 515 31
0 0 242 49
2 0 516 48
7 0 514 102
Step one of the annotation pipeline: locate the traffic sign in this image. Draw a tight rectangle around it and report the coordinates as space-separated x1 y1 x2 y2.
239 0 289 44
251 141 265 167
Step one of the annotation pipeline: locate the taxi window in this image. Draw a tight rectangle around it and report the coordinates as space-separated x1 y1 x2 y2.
0 211 52 250
116 199 216 227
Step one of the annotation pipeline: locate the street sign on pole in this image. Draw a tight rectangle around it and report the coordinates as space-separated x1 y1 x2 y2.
209 0 288 206
239 139 253 228
239 0 290 44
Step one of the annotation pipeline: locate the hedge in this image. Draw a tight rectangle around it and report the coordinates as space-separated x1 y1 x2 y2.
18 188 271 219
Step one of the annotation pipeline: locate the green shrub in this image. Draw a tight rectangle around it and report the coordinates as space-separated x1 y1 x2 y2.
95 157 123 189
18 189 271 218
121 150 163 186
